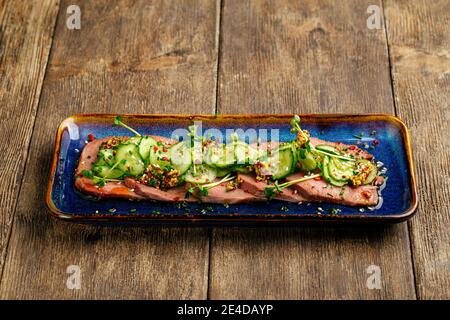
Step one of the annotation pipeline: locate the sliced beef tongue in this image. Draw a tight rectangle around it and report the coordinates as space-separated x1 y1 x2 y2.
191 180 264 204
238 173 308 203
75 177 145 200
124 178 198 202
285 173 379 206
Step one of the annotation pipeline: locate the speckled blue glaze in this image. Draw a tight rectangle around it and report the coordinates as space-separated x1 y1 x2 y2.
48 115 415 223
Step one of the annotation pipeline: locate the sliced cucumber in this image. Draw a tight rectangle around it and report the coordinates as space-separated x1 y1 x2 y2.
315 144 339 155
125 136 142 145
265 146 295 180
234 166 251 174
333 157 354 171
170 141 192 175
185 165 217 184
323 156 347 187
329 157 354 181
234 141 249 165
149 142 171 168
138 136 156 161
297 149 317 171
215 167 232 177
360 159 378 185
94 152 107 166
97 149 115 167
115 143 145 176
92 165 124 179
205 144 235 168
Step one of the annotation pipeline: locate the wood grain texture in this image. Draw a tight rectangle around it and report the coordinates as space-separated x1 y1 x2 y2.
0 0 218 299
0 0 59 273
211 0 416 299
384 0 450 299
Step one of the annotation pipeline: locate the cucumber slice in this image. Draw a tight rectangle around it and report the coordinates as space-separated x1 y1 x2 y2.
205 144 235 168
215 167 232 177
323 156 347 187
170 141 192 175
247 146 260 164
234 166 251 174
138 136 156 161
125 136 142 145
149 142 171 168
329 157 354 181
364 164 378 185
92 165 124 179
185 165 217 184
266 146 295 180
297 149 317 171
358 159 378 185
115 143 145 176
333 157 354 171
316 144 339 155
97 149 115 167
234 141 249 165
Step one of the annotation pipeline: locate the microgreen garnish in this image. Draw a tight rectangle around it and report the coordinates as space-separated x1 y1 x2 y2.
264 173 321 199
82 169 94 178
113 116 141 137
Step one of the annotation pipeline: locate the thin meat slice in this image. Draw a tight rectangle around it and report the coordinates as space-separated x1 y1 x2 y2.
124 178 198 202
238 173 308 203
286 173 379 206
192 181 264 204
75 177 145 200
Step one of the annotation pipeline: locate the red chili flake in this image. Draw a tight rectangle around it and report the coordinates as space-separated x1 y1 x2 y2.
348 145 356 150
87 133 95 141
373 139 379 146
314 176 322 181
162 147 168 152
161 156 170 162
153 145 159 152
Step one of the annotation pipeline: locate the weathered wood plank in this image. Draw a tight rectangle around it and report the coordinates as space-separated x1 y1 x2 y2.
384 0 450 299
211 0 416 299
0 0 59 274
0 0 218 299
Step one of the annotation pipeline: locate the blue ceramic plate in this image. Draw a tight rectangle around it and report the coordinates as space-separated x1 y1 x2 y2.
47 114 417 225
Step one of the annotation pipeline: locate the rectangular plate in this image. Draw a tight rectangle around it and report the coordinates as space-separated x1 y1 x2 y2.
47 114 417 225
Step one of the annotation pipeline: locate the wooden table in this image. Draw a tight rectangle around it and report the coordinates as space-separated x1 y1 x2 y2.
0 0 448 299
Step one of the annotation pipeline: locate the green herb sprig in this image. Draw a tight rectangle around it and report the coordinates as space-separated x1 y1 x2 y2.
264 173 321 199
113 116 141 137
